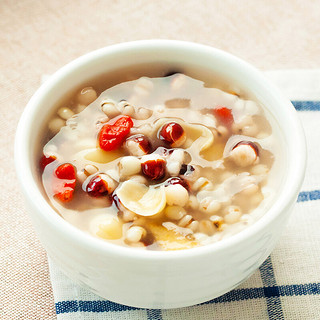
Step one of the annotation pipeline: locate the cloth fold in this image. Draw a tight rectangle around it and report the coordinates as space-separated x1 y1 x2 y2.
48 70 320 320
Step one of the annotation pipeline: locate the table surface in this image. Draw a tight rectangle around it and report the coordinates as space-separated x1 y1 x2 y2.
1 0 320 318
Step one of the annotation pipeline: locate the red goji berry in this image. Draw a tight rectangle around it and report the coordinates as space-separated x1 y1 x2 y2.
99 116 134 151
212 106 234 127
53 163 76 202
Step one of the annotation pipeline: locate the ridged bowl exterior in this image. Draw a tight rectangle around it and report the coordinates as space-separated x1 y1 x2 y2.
25 200 293 308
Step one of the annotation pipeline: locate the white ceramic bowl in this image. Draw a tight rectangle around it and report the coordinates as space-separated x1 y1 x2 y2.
15 40 306 309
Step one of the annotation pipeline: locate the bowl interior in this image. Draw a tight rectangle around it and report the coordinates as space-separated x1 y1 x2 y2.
15 40 306 259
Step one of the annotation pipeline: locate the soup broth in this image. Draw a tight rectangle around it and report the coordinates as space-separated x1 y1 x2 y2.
40 71 283 251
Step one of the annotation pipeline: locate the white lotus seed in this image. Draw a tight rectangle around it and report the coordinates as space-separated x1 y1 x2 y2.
169 149 185 162
166 161 181 176
165 184 189 207
230 144 258 167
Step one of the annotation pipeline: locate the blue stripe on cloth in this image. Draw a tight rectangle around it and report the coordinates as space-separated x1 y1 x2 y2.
291 100 320 111
55 283 320 314
55 300 137 314
202 282 320 305
55 301 79 314
297 190 320 202
147 309 163 320
259 256 284 320
279 283 320 296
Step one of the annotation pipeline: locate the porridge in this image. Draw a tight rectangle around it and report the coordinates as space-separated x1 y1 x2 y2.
40 73 281 251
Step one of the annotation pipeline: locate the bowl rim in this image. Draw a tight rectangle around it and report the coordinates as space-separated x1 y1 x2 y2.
14 39 307 261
